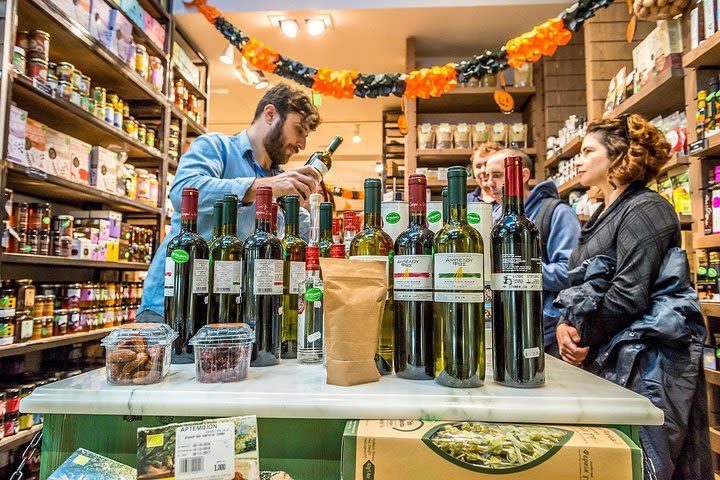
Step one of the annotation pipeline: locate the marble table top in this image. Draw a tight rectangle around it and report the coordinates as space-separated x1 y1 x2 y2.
22 355 663 426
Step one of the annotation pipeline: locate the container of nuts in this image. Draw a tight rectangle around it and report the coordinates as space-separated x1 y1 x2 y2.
189 323 254 383
101 323 177 385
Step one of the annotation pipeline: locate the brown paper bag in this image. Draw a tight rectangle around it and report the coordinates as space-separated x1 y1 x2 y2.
320 258 387 386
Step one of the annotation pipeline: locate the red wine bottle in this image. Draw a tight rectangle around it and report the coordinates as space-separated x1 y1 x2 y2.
208 195 244 324
164 187 209 359
243 186 284 366
491 156 545 387
393 174 434 380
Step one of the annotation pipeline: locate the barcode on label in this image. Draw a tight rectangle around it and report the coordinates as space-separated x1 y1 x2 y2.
256 288 274 294
215 288 233 293
178 456 204 473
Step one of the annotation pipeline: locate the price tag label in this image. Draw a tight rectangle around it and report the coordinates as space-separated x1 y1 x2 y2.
175 420 235 480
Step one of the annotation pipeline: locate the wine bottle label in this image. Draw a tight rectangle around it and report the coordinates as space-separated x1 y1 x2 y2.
394 291 433 301
491 273 543 291
308 158 329 177
254 259 283 295
213 260 242 294
434 253 484 291
524 347 541 358
394 255 433 291
192 259 209 294
289 261 306 294
164 257 174 297
434 291 485 303
307 331 322 343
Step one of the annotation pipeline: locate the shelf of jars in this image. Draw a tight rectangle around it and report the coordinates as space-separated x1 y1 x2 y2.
170 103 207 137
690 132 720 158
416 86 536 114
684 29 720 69
557 176 585 198
603 68 685 121
113 4 168 62
0 424 43 452
0 253 150 270
173 65 207 101
0 327 116 359
546 136 582 169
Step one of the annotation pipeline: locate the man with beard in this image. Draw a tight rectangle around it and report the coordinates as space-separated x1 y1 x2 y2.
137 83 321 321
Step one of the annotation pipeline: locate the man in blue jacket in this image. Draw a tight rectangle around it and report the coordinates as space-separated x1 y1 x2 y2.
138 83 322 322
485 149 581 354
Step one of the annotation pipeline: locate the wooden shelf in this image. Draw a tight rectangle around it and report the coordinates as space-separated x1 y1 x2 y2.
707 368 720 387
711 427 720 454
417 148 536 159
171 104 207 137
702 302 720 318
603 68 685 120
417 86 536 113
692 133 720 158
684 29 720 69
1 253 150 270
11 73 163 160
0 327 115 359
546 136 582 169
557 177 586 197
659 154 690 175
4 161 163 215
0 424 43 452
173 66 207 101
693 234 720 250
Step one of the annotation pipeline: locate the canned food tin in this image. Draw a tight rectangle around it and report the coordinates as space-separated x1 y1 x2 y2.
27 58 47 83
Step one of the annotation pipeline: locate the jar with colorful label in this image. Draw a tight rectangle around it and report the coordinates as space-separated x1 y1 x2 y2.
15 311 33 343
64 284 81 309
27 57 47 83
114 107 123 128
0 317 14 346
106 283 116 307
44 294 55 318
41 316 52 338
93 86 106 105
12 46 26 74
80 94 89 112
105 104 114 124
29 30 49 57
136 169 150 203
80 75 91 96
15 31 29 50
29 202 51 231
68 308 80 333
58 80 72 100
107 93 119 109
80 282 94 309
71 87 82 107
46 73 58 93
33 295 45 318
0 289 16 320
31 316 42 340
135 45 149 79
78 309 90 332
4 412 19 437
146 128 156 148
71 69 82 91
138 123 147 143
148 173 159 207
15 280 35 311
89 307 98 330
57 62 73 82
123 116 136 136
53 309 68 336
150 56 163 91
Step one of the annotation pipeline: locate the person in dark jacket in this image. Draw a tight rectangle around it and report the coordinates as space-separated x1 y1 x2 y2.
556 113 711 480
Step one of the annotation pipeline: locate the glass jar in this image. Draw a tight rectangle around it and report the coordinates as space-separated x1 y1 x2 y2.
25 229 38 255
4 389 19 414
31 316 42 340
89 307 98 330
0 289 17 320
114 107 123 129
136 169 150 204
44 294 55 317
29 202 51 231
125 164 138 199
123 116 135 136
98 283 108 307
104 104 114 124
79 308 90 332
28 30 49 57
15 311 33 343
38 230 50 255
0 316 14 346
137 123 147 144
48 61 57 78
12 46 26 74
15 280 35 311
150 56 163 92
71 69 82 92
46 73 58 93
80 94 89 112
81 75 91 96
15 31 29 50
71 87 82 107
148 173 159 207
57 62 74 82
64 284 81 310
106 283 116 307
80 282 94 309
67 308 80 333
4 412 19 437
135 45 148 79
41 316 52 338
146 128 156 148
33 295 45 318
93 86 106 106
26 57 47 83
53 309 68 336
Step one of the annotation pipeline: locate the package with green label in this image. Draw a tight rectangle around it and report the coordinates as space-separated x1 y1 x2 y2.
48 448 136 480
137 415 259 480
380 200 408 242
671 172 691 215
341 420 642 480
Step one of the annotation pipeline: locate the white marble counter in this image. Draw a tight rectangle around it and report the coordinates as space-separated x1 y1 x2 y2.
22 356 663 426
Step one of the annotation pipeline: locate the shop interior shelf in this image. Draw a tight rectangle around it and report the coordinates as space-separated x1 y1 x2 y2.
658 154 689 175
171 104 207 137
603 68 685 121
692 133 720 158
115 6 168 62
693 234 720 250
426 177 538 190
706 368 720 387
417 86 536 113
12 74 163 160
1 253 150 270
173 66 208 101
3 161 163 215
0 424 43 452
19 0 167 105
546 136 582 169
684 30 720 69
710 427 720 454
0 327 115 359
701 302 720 318
138 0 171 21
557 177 586 197
417 147 536 160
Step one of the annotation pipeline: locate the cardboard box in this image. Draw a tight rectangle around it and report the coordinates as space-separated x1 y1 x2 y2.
89 210 123 238
108 9 134 63
342 420 642 480
509 123 528 148
25 118 48 171
69 138 91 185
491 122 508 146
55 0 92 32
75 226 100 245
89 0 114 46
107 239 120 262
143 12 166 51
45 129 72 179
71 237 92 259
120 0 145 28
632 19 683 88
95 240 108 261
8 106 27 166
90 146 118 194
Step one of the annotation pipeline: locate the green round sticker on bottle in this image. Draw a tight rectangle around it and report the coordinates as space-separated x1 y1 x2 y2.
171 249 190 263
42 217 51 225
427 211 442 223
24 245 32 253
305 288 323 302
385 212 401 224
467 212 481 224
709 268 718 279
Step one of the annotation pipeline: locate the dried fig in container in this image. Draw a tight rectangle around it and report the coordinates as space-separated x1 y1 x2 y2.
101 323 177 385
189 323 254 383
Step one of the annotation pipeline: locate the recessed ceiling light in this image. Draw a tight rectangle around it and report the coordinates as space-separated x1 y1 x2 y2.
220 43 234 64
352 123 362 143
280 19 299 38
306 18 326 36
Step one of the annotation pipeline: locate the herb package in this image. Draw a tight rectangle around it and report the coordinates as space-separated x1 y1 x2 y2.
48 448 136 480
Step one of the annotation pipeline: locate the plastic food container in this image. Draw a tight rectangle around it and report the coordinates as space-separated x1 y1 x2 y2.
101 323 176 385
190 324 254 383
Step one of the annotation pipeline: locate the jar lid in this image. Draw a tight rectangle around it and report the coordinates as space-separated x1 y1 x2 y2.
189 323 254 346
5 411 19 420
5 388 19 397
13 46 25 55
101 323 177 347
19 384 34 395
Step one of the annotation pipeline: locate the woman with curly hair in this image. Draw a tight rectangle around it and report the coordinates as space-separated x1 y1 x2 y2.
555 114 711 479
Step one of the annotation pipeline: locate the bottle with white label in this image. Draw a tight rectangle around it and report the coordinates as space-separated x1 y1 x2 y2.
491 156 544 387
243 186 284 366
298 246 323 363
164 187 210 360
305 135 343 179
433 166 485 388
393 174 435 380
281 194 307 359
208 194 244 325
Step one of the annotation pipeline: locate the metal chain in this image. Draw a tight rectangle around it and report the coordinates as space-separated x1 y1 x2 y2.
9 429 43 480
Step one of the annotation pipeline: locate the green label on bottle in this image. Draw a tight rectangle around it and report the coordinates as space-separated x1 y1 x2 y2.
305 287 323 302
698 266 708 276
24 245 31 253
709 267 718 279
171 249 190 264
467 212 481 224
42 216 51 225
385 212 401 224
427 211 442 223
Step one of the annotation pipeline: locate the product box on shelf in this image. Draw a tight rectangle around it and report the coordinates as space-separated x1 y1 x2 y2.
90 146 118 194
69 138 91 185
86 210 123 238
119 0 145 28
108 9 134 64
25 118 48 171
45 128 72 179
341 420 642 480
8 105 27 166
143 12 166 51
472 122 490 147
55 0 92 31
95 240 108 261
75 226 100 245
491 122 508 146
88 0 114 46
71 237 93 259
107 239 120 262
509 123 528 148
632 19 683 88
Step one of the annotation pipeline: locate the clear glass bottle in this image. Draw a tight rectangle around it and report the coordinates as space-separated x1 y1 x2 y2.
298 246 323 364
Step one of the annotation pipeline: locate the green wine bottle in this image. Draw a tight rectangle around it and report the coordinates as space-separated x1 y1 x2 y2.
318 202 334 258
442 187 449 225
281 194 307 359
306 135 343 178
433 166 485 388
350 178 395 375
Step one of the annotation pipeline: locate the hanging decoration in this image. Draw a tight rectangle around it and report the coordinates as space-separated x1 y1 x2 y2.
185 0 615 100
324 183 364 200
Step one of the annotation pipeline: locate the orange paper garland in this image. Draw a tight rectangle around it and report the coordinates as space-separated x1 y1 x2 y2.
505 18 572 68
241 38 280 73
404 64 459 100
312 69 359 99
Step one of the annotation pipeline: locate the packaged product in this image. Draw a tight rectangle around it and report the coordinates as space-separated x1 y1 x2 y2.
509 123 527 148
45 128 72 179
88 0 113 45
119 0 145 27
101 323 176 385
614 68 626 107
658 177 674 205
108 9 134 64
189 324 254 383
90 146 118 194
137 416 259 480
453 123 471 149
107 239 120 262
48 448 135 480
143 12 166 51
491 123 508 146
25 118 48 171
342 420 642 480
472 122 490 147
632 19 683 88
8 106 28 166
69 137 91 185
417 123 435 149
55 0 91 31
604 76 616 113
671 172 691 214
435 123 453 149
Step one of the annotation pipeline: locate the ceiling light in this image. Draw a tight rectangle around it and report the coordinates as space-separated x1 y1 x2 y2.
280 19 299 38
220 43 234 64
306 18 326 36
352 123 362 143
255 72 269 89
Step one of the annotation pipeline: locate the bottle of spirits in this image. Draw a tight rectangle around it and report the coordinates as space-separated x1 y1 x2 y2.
393 174 435 380
433 166 485 388
306 135 343 178
298 245 323 363
243 186 284 366
164 187 209 359
207 194 244 324
350 178 395 375
491 156 544 387
281 194 307 359
318 202 334 258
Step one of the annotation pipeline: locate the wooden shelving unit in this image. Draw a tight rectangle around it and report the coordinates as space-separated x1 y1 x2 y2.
0 424 43 452
0 327 115 359
557 177 585 198
546 136 582 170
603 68 685 120
416 86 536 114
684 29 720 69
1 253 150 270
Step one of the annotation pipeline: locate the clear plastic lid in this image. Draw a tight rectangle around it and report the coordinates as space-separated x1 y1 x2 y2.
101 323 178 347
189 323 255 346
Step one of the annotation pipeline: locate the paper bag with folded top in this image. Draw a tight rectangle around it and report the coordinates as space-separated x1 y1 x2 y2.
320 258 387 386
